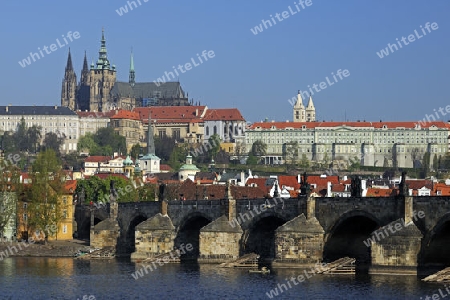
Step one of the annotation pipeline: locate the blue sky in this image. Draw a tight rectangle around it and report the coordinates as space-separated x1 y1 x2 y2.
1 0 449 123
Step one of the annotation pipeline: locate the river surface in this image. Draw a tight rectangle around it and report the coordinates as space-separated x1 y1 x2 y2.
0 257 447 299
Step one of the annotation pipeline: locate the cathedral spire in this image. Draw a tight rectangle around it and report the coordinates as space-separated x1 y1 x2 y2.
82 51 88 72
129 48 135 86
96 28 112 70
65 48 73 71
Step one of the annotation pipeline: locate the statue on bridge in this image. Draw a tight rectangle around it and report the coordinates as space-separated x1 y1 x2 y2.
300 172 311 197
159 183 166 201
399 171 408 196
350 176 362 197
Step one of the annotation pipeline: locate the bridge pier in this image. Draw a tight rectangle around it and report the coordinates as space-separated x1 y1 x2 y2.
273 195 325 267
90 186 120 250
198 215 243 263
131 213 176 261
369 196 423 275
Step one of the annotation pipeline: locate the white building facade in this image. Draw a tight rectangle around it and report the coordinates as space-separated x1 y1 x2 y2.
246 121 450 168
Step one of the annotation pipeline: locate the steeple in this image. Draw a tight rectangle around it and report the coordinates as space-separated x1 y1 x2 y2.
80 51 89 85
65 48 73 71
293 90 306 122
61 49 77 110
306 95 315 109
129 49 135 86
305 94 316 122
96 28 113 70
294 90 305 108
147 112 155 155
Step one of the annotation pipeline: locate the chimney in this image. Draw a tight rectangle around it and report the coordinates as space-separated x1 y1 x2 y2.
240 171 245 186
195 109 198 116
297 174 301 184
54 105 57 110
5 106 8 112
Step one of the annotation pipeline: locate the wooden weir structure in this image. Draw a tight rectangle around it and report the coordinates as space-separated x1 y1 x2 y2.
316 257 356 275
423 267 450 282
219 253 259 268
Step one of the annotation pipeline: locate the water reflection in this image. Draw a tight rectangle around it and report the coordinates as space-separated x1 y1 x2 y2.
0 258 447 299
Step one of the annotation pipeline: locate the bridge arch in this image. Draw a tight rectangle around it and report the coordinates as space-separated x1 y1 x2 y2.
125 213 148 253
420 212 450 268
77 217 104 240
240 211 288 261
174 212 212 261
323 210 380 268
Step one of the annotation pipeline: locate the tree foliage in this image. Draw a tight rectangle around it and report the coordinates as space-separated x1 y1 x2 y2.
0 162 20 238
25 149 64 242
299 154 310 170
284 141 298 169
75 176 156 204
251 140 267 157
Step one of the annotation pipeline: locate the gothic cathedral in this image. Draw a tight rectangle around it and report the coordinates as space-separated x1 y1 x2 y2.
61 29 189 112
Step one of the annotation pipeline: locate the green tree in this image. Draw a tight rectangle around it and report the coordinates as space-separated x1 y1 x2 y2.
0 162 20 239
94 127 126 155
77 133 97 154
1 132 17 154
42 132 65 156
246 152 258 165
14 117 28 152
27 125 42 153
26 149 63 243
348 156 361 172
251 140 267 157
433 154 438 171
130 143 142 159
284 141 298 170
299 154 310 170
421 152 431 178
207 134 221 160
137 184 157 201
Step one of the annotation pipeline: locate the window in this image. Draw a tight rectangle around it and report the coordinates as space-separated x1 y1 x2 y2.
206 126 209 136
213 126 217 135
62 225 67 234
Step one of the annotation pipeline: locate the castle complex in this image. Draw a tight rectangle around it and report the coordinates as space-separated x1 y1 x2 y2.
61 29 189 112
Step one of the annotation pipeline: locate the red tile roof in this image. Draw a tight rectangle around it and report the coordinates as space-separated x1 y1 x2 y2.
160 164 172 171
406 179 433 190
278 175 300 190
134 106 207 123
366 188 396 197
84 156 111 163
249 121 450 130
204 108 245 121
63 180 77 194
110 109 140 121
306 175 339 186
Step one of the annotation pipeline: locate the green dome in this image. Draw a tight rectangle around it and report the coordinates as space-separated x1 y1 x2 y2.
123 155 133 166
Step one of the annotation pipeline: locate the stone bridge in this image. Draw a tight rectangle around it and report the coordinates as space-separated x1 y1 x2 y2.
75 195 450 274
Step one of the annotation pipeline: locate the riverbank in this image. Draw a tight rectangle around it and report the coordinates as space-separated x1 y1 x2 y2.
0 239 90 258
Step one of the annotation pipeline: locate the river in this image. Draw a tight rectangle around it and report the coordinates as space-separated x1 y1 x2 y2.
0 257 446 299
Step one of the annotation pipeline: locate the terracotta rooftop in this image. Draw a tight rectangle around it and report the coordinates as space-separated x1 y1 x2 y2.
84 156 111 163
204 108 245 121
134 106 207 123
110 109 140 121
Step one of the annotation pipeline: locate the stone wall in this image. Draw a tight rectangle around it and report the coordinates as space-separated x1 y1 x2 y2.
273 214 324 266
131 213 176 261
199 215 242 263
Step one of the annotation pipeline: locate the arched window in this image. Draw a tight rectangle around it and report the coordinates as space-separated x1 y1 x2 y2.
213 126 217 135
206 126 209 136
